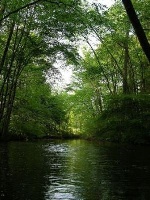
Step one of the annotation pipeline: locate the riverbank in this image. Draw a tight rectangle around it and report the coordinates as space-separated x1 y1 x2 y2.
1 124 150 146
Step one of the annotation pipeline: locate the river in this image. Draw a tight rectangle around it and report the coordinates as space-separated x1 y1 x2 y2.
0 140 150 200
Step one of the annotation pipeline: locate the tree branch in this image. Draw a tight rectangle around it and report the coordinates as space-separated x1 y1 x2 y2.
0 0 65 23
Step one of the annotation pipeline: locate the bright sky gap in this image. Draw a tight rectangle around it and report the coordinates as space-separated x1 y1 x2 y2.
53 0 115 89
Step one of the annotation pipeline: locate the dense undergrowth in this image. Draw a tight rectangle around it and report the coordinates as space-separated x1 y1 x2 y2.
94 95 150 144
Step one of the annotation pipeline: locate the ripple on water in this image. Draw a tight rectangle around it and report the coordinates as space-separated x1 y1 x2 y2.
1 140 150 200
45 183 81 200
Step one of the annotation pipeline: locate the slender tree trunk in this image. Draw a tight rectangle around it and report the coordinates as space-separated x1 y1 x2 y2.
122 29 130 94
0 22 15 74
84 37 113 94
95 87 103 113
128 61 137 94
1 78 18 139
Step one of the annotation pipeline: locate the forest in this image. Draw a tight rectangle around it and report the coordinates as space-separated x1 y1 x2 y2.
0 0 150 144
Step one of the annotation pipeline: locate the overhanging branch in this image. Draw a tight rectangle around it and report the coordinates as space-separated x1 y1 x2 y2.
0 0 67 23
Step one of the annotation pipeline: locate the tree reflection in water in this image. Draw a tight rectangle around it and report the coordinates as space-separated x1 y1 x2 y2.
1 140 150 200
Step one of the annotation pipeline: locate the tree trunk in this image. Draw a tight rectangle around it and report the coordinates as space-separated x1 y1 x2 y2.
122 28 131 94
122 0 150 63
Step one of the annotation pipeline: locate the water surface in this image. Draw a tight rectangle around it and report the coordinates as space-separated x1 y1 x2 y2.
1 140 150 200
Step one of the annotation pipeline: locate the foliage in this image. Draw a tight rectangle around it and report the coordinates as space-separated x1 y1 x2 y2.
0 0 91 139
9 65 68 139
95 94 150 144
0 0 150 143
66 0 150 144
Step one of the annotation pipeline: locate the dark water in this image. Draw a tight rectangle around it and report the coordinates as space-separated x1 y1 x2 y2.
1 140 150 200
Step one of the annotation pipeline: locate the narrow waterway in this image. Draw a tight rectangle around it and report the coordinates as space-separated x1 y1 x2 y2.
1 140 150 200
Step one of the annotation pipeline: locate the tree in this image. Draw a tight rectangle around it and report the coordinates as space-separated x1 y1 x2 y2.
10 64 68 139
122 0 150 63
0 0 89 140
67 0 150 142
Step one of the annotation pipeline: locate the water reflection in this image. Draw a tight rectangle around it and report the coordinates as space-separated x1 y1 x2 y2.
0 143 12 200
1 140 150 200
